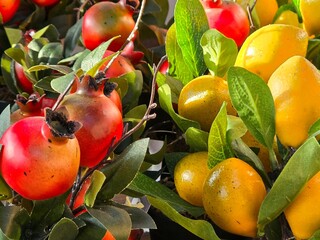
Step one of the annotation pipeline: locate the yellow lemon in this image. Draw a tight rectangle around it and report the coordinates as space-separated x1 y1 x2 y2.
274 10 301 28
285 171 320 240
202 158 266 237
268 56 320 148
174 152 210 206
300 0 320 36
235 24 308 82
178 75 237 132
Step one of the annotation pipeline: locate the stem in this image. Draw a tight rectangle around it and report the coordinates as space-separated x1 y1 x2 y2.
102 0 147 74
246 0 257 31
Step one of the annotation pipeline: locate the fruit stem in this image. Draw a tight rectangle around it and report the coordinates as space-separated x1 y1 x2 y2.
246 0 257 31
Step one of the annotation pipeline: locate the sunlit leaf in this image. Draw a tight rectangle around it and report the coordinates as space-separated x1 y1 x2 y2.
200 29 238 77
51 71 76 93
28 64 72 75
207 102 233 169
148 196 219 240
85 170 106 208
258 137 320 235
175 0 208 77
185 127 209 152
127 172 204 217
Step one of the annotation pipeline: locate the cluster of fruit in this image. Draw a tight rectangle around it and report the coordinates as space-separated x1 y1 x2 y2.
165 0 320 239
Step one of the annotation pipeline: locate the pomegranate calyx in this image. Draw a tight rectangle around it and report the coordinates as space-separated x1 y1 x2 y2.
45 108 82 139
15 93 44 114
103 82 118 97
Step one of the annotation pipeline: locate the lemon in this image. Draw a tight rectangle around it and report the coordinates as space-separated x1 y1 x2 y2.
202 158 266 237
235 24 308 82
178 75 237 132
268 56 320 148
274 10 301 28
174 152 210 206
300 0 320 36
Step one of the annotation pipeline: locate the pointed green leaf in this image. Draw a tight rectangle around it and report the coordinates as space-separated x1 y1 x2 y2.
51 71 76 93
148 196 220 240
38 42 64 65
80 38 119 72
28 64 73 75
174 0 209 77
200 29 238 77
227 67 276 150
185 127 209 152
207 102 233 169
98 138 150 200
64 18 83 57
127 172 204 217
85 170 106 208
48 218 78 240
165 23 193 85
258 137 320 235
88 207 131 240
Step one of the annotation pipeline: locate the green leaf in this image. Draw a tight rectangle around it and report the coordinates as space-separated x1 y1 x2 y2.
0 206 30 240
80 38 118 72
32 24 60 42
85 170 106 208
98 138 150 200
38 42 64 65
4 47 26 66
4 27 23 46
48 218 78 240
0 54 18 94
257 137 320 235
0 229 13 240
88 207 131 240
308 118 320 138
51 71 76 93
76 212 107 240
292 0 302 21
114 204 157 230
310 229 320 240
120 70 143 113
127 172 204 217
0 105 10 138
226 115 247 141
164 152 189 178
144 139 167 165
185 127 209 152
165 23 193 85
64 18 83 57
227 67 276 151
207 102 233 169
158 84 200 132
174 0 209 78
156 72 184 103
200 29 238 77
148 196 220 240
28 64 73 75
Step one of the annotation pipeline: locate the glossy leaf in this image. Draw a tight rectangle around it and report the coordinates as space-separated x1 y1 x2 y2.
115 204 157 229
64 18 83 57
308 117 320 138
38 42 64 65
175 0 209 78
200 29 238 77
156 71 184 103
226 115 247 142
51 71 77 93
4 27 22 46
207 102 233 169
158 84 200 132
81 38 118 72
121 70 143 113
185 127 209 152
144 139 167 165
227 67 276 150
148 196 220 240
85 170 106 208
28 64 72 75
258 137 320 235
166 23 193 85
88 207 131 240
4 47 25 66
32 24 60 42
76 212 107 240
127 172 204 217
48 218 78 240
98 138 150 200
